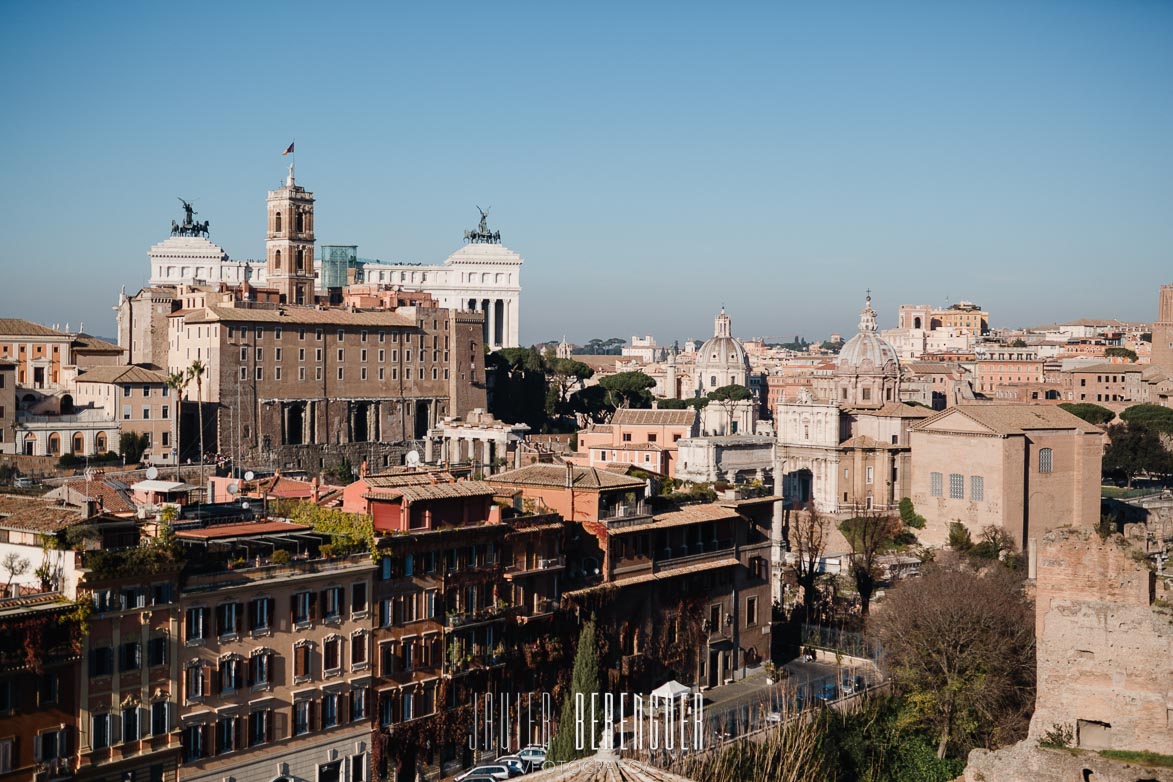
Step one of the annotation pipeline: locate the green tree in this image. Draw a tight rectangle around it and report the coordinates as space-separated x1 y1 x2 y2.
118 432 151 464
486 348 549 430
838 512 898 615
598 371 656 409
1104 347 1138 362
187 360 207 486
1007 338 1028 348
898 497 926 529
1102 422 1172 487
1120 404 1173 435
946 522 973 552
548 617 600 763
568 384 614 425
872 564 1035 759
706 384 754 432
165 371 187 466
1058 402 1115 426
793 508 829 621
546 358 594 417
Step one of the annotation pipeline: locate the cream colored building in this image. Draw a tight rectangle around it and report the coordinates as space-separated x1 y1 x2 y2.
908 405 1103 547
74 365 176 464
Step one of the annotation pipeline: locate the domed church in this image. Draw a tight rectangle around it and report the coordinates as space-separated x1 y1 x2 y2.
774 293 933 513
694 308 752 395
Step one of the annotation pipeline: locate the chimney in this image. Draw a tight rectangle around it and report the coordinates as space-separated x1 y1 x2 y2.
565 461 574 489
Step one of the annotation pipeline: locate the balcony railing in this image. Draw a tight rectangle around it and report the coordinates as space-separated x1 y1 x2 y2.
505 555 566 575
444 603 518 628
599 500 651 522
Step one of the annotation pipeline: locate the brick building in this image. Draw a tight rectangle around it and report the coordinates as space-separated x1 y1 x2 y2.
908 405 1103 548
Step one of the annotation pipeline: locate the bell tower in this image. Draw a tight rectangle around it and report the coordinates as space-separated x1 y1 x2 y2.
266 165 315 305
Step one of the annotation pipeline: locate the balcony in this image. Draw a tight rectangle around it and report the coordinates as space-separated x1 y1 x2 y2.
444 602 518 629
599 500 651 522
504 555 565 579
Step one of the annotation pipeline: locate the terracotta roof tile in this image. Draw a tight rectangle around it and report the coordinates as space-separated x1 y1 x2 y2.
488 464 645 491
0 319 67 337
611 409 697 427
75 365 169 385
183 306 415 328
0 494 83 533
915 404 1104 435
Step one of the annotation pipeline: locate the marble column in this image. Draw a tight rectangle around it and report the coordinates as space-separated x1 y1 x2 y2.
487 301 497 350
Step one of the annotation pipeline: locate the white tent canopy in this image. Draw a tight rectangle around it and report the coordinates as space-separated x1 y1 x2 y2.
649 679 691 701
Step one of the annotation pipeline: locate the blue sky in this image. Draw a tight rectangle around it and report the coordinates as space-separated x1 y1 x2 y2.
1 1 1171 345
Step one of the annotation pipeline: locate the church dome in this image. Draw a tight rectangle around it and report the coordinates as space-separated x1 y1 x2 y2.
695 308 751 393
836 294 900 378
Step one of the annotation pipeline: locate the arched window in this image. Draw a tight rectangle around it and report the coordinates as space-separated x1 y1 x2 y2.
274 211 282 233
295 248 304 272
48 433 61 456
913 317 922 329
72 433 85 454
296 212 304 233
1039 448 1053 473
95 432 107 453
60 394 74 414
274 249 282 270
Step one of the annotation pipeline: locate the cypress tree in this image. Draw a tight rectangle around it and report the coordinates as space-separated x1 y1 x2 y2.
548 617 600 762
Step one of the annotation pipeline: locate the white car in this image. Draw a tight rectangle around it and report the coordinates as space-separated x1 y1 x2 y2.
517 745 547 766
455 765 512 781
496 756 532 775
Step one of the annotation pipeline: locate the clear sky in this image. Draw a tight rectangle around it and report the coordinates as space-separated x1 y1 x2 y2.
1 1 1171 345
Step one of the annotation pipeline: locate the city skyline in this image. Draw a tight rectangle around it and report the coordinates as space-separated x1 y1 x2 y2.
2 1 1172 342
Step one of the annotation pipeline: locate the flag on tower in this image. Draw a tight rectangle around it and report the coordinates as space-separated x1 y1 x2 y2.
283 142 295 156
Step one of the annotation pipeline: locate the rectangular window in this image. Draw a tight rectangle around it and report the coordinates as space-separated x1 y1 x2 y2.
930 472 943 498
220 659 243 692
949 473 964 500
255 347 263 361
351 633 367 665
274 327 282 341
316 329 324 341
294 701 311 736
970 475 984 502
275 348 282 361
185 665 204 699
185 607 206 642
1039 448 1053 473
240 346 248 361
255 366 263 380
216 602 240 637
865 466 874 485
148 636 168 667
249 653 271 686
322 693 339 728
92 714 111 750
151 702 169 736
247 709 270 746
249 597 272 631
746 596 758 626
323 586 343 620
292 591 313 624
123 706 139 742
120 641 142 672
351 582 368 613
324 637 341 672
351 688 368 721
183 725 204 761
294 645 311 679
216 716 238 754
337 330 345 343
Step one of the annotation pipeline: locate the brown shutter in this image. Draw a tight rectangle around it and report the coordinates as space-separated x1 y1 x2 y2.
309 592 317 621
274 709 288 741
202 665 212 698
290 595 298 624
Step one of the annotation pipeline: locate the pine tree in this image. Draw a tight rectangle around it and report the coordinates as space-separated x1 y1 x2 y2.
548 617 600 763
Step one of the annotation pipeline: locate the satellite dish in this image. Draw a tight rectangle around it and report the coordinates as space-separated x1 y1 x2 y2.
244 471 255 481
146 466 160 480
406 450 421 468
227 483 239 495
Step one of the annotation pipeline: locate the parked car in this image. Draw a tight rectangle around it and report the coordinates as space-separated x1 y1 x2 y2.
813 682 839 702
13 477 33 488
455 765 515 781
517 745 547 766
497 756 532 775
765 711 783 725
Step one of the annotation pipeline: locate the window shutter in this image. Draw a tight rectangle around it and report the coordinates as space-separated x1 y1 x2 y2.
309 592 317 621
267 598 276 627
0 740 11 774
202 665 212 698
265 711 273 743
290 595 297 623
33 734 41 762
275 710 287 741
247 600 256 632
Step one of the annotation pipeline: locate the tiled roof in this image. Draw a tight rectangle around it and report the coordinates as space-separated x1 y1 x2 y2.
175 520 311 540
0 319 67 337
0 494 83 533
611 503 741 534
363 471 458 489
71 333 124 353
566 556 741 596
75 365 169 385
182 306 414 328
589 442 665 452
488 464 645 491
45 477 136 514
1067 363 1143 374
372 481 497 503
907 362 957 374
916 404 1104 435
612 409 697 427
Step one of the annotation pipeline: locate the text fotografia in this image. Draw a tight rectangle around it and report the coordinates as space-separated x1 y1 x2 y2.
470 692 705 753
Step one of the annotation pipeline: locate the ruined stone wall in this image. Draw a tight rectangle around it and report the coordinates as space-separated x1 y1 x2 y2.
965 527 1173 782
1031 528 1172 756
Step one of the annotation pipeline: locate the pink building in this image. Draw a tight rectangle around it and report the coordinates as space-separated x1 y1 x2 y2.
571 408 698 477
